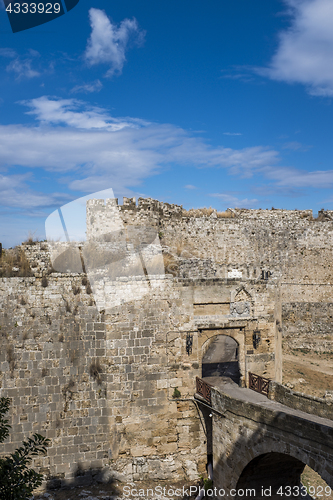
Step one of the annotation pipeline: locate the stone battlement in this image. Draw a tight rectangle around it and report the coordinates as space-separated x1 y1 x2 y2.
86 197 333 241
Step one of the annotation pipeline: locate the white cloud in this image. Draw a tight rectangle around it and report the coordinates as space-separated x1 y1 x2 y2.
0 173 68 209
252 185 305 198
223 132 242 136
85 8 145 77
259 0 333 96
220 68 256 84
23 96 146 131
184 184 197 189
0 96 332 216
282 141 312 151
6 58 40 79
0 48 42 80
0 48 17 57
0 96 280 198
263 166 333 188
210 193 259 208
70 80 103 94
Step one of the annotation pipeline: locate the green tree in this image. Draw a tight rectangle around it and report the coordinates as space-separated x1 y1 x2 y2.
0 397 50 500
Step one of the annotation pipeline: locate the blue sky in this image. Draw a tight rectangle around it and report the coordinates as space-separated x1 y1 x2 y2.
1 0 333 246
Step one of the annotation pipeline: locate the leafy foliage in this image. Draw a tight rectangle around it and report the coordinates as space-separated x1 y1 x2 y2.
0 397 50 500
0 398 10 443
172 387 181 398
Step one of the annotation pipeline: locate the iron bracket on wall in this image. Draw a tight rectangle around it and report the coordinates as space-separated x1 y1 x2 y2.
186 333 193 355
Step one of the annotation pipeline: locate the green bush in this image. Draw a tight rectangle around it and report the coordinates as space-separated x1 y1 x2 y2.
0 397 50 500
172 387 181 398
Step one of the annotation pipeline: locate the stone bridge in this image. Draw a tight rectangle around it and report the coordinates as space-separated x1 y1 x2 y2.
195 377 333 497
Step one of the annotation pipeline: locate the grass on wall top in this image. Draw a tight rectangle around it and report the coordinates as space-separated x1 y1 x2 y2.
0 247 32 277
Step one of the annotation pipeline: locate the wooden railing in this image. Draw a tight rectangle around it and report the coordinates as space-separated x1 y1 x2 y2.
196 377 212 404
249 372 270 396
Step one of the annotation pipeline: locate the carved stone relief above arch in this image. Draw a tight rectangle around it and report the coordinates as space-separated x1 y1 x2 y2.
234 288 251 302
230 286 252 317
232 286 252 302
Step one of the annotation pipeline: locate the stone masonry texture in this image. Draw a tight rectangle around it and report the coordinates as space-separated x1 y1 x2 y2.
0 198 333 486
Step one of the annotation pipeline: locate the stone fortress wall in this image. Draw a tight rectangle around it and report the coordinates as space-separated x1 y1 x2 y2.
86 197 333 352
0 197 333 486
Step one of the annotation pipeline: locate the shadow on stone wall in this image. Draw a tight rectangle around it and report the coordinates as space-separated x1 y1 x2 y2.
44 466 121 492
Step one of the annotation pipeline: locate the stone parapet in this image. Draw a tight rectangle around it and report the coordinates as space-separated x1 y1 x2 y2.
209 384 333 493
268 380 333 420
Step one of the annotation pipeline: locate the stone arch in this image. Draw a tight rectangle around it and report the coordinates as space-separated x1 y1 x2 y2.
199 329 245 385
236 452 305 493
202 335 240 384
227 438 333 491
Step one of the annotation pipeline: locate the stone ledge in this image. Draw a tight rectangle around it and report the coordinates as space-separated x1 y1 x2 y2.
268 380 333 420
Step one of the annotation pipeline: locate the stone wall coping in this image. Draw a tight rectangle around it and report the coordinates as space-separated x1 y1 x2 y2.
210 386 333 449
269 380 331 404
268 380 333 422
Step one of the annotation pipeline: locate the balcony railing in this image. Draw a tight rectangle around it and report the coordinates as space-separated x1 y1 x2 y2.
196 376 212 404
249 372 270 396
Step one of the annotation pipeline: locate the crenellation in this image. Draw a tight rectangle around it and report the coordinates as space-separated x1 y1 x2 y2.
231 207 313 219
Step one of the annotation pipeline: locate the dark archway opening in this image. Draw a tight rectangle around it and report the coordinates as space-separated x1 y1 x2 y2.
236 452 306 498
202 335 240 384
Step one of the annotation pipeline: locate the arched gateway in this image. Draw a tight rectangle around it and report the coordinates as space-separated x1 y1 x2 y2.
202 335 240 384
199 327 246 386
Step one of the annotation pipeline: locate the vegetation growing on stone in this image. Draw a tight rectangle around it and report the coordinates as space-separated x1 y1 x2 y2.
6 345 15 375
0 397 49 500
89 359 103 385
162 252 178 276
72 285 80 295
0 247 32 278
41 276 48 287
172 387 181 398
